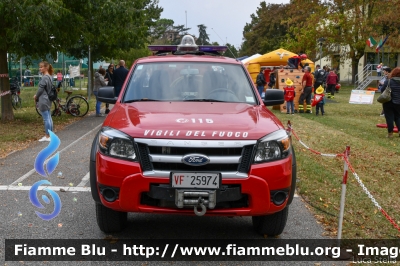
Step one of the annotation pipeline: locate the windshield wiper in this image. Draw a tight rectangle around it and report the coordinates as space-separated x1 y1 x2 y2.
184 98 226 102
124 98 160 103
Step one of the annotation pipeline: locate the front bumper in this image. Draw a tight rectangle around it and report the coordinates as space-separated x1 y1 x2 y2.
96 152 292 216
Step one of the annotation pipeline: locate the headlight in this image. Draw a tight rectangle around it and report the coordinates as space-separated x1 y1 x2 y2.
98 127 137 161
254 129 290 163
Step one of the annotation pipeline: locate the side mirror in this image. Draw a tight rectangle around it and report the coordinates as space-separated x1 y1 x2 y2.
98 86 118 104
263 89 284 106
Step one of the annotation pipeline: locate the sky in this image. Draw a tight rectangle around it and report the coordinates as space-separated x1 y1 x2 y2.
157 0 290 48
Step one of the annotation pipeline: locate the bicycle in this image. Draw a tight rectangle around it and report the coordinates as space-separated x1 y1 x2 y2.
10 78 22 110
36 90 89 117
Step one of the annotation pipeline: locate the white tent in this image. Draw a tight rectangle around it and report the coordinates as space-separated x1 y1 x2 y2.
241 54 262 65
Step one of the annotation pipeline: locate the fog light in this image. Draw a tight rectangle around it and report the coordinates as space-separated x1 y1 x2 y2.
272 191 288 206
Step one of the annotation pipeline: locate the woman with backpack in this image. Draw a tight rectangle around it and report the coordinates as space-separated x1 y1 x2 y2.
93 68 108 117
34 61 54 142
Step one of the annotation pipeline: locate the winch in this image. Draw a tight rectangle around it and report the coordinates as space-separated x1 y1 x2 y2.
175 190 216 216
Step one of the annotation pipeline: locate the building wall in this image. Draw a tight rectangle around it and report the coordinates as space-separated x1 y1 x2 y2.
317 43 400 85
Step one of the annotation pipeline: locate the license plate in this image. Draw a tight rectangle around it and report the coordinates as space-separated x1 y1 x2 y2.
171 172 221 189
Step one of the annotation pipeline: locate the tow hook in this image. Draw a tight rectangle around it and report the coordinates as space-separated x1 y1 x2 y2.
175 190 216 216
194 197 207 216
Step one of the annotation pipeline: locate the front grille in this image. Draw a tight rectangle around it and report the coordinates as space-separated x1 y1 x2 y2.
136 142 255 174
148 146 243 156
152 162 239 172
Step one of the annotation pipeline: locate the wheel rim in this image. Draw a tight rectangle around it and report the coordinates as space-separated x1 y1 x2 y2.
12 95 20 109
68 97 89 117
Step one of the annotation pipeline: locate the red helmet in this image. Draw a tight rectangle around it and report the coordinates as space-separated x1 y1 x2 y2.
335 83 341 89
300 54 308 59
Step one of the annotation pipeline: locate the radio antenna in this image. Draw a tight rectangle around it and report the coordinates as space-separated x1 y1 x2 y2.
211 28 237 60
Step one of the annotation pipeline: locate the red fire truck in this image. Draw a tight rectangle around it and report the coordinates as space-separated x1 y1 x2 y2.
90 35 297 236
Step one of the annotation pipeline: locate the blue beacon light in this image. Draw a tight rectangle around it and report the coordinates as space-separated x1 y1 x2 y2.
148 35 227 54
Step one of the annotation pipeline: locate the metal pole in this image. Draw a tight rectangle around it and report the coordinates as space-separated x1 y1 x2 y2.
337 146 350 242
62 53 65 91
185 10 187 29
387 46 389 65
320 44 322 67
20 58 23 85
88 45 91 101
377 48 380 65
79 60 82 91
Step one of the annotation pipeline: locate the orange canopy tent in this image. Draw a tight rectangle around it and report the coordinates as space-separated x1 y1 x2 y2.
246 48 314 82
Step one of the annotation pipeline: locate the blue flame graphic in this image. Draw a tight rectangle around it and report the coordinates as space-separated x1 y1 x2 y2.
34 131 60 177
29 180 62 220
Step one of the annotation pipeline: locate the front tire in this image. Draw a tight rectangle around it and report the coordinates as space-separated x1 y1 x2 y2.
287 148 297 205
96 202 127 233
67 96 89 117
36 101 58 116
252 207 289 236
12 94 22 110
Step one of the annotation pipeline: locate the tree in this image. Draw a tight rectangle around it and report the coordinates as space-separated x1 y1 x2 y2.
0 0 162 121
64 0 162 92
150 18 175 41
196 24 210 45
224 44 239 58
374 0 400 49
112 48 152 68
150 19 190 45
285 0 379 84
282 0 322 57
170 25 192 45
0 0 83 121
240 2 290 56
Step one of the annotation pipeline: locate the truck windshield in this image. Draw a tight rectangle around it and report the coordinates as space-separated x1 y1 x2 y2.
123 62 257 104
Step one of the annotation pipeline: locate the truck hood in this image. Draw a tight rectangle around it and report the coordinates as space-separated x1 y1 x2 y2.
105 102 283 140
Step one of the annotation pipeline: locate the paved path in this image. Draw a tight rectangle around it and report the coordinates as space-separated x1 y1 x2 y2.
0 113 347 265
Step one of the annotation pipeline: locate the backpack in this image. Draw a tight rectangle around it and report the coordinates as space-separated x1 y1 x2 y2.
316 70 326 83
45 75 58 101
284 87 295 101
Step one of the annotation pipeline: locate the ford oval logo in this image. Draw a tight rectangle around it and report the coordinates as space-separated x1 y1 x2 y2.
182 154 210 166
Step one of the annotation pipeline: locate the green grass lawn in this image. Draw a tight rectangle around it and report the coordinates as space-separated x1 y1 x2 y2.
0 85 96 156
272 85 400 239
0 84 399 239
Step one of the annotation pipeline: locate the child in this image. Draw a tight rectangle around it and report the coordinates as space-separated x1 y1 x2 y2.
283 78 295 114
312 85 325 115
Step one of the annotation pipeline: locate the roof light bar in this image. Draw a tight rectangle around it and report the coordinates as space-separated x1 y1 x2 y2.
148 35 228 55
148 45 177 52
177 35 198 52
199 46 227 53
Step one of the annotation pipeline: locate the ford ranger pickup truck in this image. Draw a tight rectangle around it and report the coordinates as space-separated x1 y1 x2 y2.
90 35 296 236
